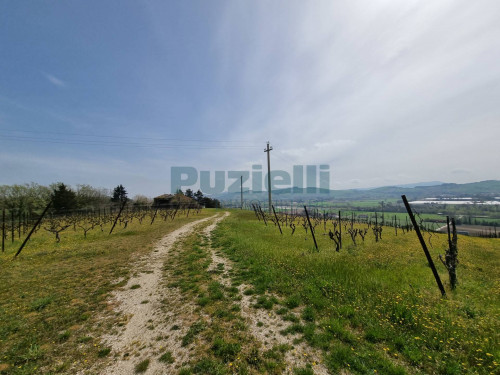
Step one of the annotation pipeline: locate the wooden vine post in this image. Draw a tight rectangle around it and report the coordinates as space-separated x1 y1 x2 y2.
109 200 127 235
258 205 267 226
11 210 14 243
272 205 282 235
15 201 52 258
251 204 261 221
150 207 159 225
440 216 458 289
304 206 318 251
338 210 342 250
402 195 446 297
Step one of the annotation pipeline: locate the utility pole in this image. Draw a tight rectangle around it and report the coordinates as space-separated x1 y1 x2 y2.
240 175 243 209
264 141 273 213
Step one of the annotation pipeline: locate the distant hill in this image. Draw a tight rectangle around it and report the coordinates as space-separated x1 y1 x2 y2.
394 181 444 188
355 181 444 190
214 180 500 202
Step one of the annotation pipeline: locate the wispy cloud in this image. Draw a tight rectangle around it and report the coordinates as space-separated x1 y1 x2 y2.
43 72 67 88
2 1 499 194
210 0 500 188
0 151 165 196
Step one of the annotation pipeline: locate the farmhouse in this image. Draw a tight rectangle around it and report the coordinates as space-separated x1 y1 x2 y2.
153 194 198 208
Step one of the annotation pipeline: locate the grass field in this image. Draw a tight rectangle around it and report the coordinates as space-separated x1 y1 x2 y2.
0 208 498 374
309 199 400 209
213 211 499 374
312 210 443 227
0 209 213 374
304 200 500 228
275 206 445 229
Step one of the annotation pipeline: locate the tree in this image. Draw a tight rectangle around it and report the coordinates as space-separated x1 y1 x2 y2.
76 184 110 208
0 183 51 214
175 189 184 196
52 183 78 213
132 194 152 206
194 189 204 203
111 184 128 203
202 196 221 208
185 189 194 198
190 189 219 208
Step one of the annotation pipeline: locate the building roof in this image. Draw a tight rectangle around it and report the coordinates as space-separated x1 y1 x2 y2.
154 194 174 200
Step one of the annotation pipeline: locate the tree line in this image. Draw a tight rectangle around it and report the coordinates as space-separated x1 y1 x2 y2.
178 188 221 208
0 183 220 215
0 183 138 214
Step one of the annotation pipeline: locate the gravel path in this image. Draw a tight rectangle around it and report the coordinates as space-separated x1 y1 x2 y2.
83 211 330 374
96 214 221 375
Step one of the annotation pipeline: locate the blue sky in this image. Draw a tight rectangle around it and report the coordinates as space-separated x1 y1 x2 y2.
1 0 499 197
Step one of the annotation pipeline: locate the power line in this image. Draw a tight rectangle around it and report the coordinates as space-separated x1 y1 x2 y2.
0 135 258 150
273 150 296 165
0 128 261 145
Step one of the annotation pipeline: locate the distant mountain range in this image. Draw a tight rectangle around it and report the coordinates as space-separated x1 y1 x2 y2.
355 181 444 191
214 180 500 202
393 181 445 188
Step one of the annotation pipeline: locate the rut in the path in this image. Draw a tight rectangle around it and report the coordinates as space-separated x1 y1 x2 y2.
205 216 330 375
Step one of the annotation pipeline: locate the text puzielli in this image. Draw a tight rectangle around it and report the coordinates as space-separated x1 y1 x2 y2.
170 165 330 194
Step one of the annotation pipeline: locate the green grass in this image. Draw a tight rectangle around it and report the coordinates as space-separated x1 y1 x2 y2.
159 350 174 364
309 208 443 229
213 210 500 375
0 209 215 374
165 217 291 375
134 358 150 373
97 347 111 358
293 365 314 375
2 207 498 374
307 199 500 228
182 321 207 347
253 295 278 310
211 336 241 362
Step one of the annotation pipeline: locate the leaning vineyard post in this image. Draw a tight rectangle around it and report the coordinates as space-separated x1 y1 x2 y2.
15 201 52 258
401 195 446 297
258 205 267 226
272 205 282 235
109 200 127 235
304 206 318 251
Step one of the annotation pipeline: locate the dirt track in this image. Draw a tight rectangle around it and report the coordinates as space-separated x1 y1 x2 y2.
96 214 219 374
83 212 329 374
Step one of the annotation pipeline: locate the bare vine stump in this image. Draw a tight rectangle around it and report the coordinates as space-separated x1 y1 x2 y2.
440 217 459 290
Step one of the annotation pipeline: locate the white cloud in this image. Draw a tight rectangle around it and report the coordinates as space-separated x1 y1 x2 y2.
3 1 500 193
43 72 67 88
451 168 472 175
209 0 500 188
0 151 168 197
